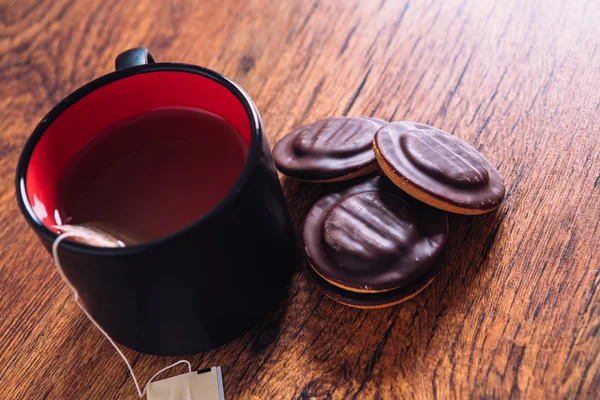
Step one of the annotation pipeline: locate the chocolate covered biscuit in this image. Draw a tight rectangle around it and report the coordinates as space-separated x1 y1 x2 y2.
273 117 386 182
303 175 448 293
374 122 505 214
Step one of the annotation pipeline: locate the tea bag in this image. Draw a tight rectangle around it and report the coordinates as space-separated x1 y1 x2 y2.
54 222 142 247
146 367 225 400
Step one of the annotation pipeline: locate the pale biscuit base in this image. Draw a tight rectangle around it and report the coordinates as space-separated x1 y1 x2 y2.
308 261 404 293
318 277 436 309
373 140 495 215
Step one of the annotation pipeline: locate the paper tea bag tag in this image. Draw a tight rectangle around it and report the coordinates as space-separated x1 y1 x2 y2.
147 367 225 400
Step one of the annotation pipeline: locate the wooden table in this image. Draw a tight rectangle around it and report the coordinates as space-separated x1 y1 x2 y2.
1 0 599 398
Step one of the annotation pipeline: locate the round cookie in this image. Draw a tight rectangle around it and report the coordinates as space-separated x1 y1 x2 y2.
303 175 448 293
309 248 444 309
273 117 386 182
374 122 505 214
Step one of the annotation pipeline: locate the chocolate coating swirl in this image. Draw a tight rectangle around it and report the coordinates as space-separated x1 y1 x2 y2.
322 192 418 273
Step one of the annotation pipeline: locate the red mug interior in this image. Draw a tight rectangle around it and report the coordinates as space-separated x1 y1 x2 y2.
26 71 252 236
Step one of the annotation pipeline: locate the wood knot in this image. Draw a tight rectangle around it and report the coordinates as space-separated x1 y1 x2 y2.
239 55 255 74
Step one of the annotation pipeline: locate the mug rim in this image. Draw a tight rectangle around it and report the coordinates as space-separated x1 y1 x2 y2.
15 62 263 256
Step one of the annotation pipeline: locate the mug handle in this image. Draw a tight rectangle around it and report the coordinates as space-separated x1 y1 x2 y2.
115 47 155 71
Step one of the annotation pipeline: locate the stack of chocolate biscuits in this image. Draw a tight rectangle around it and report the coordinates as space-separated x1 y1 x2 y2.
273 117 505 309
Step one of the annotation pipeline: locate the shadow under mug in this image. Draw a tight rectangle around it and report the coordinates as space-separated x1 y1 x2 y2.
15 48 297 356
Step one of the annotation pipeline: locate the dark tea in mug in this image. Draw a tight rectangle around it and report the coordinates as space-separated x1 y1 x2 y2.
57 107 248 242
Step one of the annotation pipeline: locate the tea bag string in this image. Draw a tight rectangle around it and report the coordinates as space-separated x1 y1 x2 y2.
52 232 192 398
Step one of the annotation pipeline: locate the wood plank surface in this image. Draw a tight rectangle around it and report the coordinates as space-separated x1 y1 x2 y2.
1 0 599 398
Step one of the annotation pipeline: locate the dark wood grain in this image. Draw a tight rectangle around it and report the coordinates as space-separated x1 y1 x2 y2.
1 0 599 398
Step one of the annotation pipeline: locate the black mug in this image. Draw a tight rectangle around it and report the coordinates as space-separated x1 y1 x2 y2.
15 48 297 356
